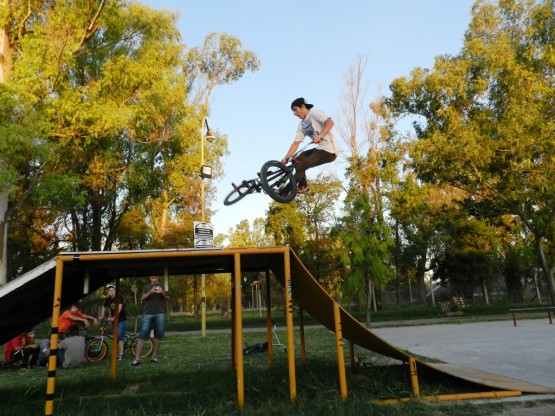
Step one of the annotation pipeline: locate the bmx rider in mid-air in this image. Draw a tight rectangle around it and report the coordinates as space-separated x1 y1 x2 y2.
280 97 339 194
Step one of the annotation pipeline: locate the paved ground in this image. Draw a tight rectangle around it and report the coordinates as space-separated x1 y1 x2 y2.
372 318 555 414
373 319 555 389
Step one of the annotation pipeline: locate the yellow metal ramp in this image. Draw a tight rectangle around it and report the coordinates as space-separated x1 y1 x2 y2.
285 249 555 395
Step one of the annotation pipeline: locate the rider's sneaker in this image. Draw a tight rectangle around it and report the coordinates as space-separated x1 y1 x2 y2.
131 359 140 366
117 355 124 361
297 186 310 194
150 357 159 363
279 184 292 196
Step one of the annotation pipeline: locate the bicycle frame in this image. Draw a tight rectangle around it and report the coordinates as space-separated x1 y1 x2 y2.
85 321 153 362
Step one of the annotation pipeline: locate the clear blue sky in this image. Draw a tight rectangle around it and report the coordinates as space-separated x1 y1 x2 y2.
139 0 476 236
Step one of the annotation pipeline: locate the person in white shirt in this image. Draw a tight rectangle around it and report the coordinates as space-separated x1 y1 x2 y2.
281 97 339 194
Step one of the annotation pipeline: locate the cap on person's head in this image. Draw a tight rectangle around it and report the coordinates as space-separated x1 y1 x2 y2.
291 97 313 110
107 284 116 290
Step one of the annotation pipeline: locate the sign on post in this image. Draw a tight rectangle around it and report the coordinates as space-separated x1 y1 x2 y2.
194 221 214 248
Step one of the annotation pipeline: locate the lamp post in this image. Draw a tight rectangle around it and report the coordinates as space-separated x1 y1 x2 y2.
200 117 214 337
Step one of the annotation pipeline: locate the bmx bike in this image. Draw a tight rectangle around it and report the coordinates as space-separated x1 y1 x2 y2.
224 142 314 206
85 321 153 362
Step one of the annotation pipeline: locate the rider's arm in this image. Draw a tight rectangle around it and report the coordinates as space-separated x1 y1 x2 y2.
99 306 107 320
314 118 334 143
141 286 156 302
281 141 300 164
84 314 98 325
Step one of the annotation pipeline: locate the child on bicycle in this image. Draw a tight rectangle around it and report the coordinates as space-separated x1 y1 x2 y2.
100 285 127 361
280 97 339 194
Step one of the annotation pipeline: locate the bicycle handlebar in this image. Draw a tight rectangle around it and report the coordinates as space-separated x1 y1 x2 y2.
286 140 315 164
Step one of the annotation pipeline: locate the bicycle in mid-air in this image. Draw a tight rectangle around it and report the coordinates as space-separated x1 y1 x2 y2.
85 321 154 362
223 142 315 206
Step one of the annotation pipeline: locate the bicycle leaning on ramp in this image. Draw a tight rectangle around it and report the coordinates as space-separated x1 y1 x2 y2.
85 321 154 362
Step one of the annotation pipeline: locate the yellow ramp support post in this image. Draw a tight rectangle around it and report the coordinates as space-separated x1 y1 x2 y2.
110 278 121 379
409 356 420 398
283 249 297 403
233 253 245 408
333 302 348 400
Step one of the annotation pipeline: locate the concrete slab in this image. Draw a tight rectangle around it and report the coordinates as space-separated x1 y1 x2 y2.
373 319 555 389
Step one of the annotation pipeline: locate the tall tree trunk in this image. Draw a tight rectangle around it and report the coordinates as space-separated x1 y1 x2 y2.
365 273 372 327
416 255 427 303
0 26 12 285
534 234 555 305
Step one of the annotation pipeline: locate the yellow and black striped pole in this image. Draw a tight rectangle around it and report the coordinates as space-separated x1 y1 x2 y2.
45 257 64 416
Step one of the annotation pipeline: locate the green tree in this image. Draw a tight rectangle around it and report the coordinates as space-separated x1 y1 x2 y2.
387 0 555 303
1 2 257 285
335 193 394 325
226 218 273 248
335 56 396 320
0 0 112 284
265 200 306 250
295 175 344 296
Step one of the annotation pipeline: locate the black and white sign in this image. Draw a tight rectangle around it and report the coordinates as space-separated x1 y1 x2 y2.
194 221 214 248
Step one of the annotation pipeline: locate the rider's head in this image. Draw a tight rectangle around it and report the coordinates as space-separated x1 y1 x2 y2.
107 285 116 297
291 97 313 120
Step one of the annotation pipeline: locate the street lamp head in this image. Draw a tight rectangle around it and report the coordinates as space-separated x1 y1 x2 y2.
206 128 215 142
204 118 215 142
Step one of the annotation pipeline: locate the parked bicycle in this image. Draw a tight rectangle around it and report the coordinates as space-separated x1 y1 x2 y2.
85 321 153 363
224 142 315 206
242 324 287 355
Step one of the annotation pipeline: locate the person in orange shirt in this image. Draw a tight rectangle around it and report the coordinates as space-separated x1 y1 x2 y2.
59 305 98 339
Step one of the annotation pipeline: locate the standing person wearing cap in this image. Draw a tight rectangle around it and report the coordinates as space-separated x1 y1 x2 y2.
100 285 127 360
132 276 169 366
280 97 339 194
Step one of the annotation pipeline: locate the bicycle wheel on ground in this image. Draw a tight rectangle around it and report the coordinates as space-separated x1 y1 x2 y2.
223 181 252 206
259 160 297 203
130 337 154 358
85 339 109 362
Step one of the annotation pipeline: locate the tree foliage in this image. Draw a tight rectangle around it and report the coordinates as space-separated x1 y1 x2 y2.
0 1 258 283
387 0 555 303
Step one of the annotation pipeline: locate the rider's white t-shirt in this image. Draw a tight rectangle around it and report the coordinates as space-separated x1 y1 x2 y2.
294 109 339 155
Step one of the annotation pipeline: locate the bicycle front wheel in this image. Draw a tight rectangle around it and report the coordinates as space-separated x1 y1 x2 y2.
259 160 297 203
130 337 154 358
85 339 109 362
223 181 252 206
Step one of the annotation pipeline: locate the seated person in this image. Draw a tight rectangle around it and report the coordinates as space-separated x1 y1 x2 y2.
36 337 64 367
36 338 51 367
59 304 98 339
58 326 86 368
3 330 39 368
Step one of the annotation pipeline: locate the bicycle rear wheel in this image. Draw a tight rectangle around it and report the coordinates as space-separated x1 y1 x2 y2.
223 181 252 206
85 339 109 362
259 160 297 203
130 337 153 358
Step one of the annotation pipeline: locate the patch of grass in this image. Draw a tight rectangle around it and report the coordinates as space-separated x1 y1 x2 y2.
1 327 548 415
